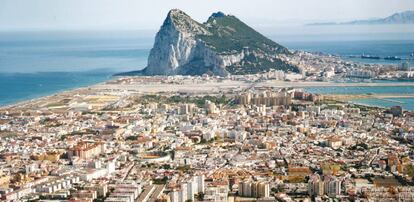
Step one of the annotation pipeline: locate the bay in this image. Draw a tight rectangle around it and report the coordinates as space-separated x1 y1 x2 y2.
1 29 413 107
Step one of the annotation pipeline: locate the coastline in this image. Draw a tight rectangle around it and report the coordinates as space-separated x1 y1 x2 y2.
347 100 387 110
2 77 414 111
0 71 114 109
0 80 110 110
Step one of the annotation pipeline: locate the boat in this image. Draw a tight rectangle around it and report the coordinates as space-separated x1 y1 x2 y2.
411 52 414 57
384 56 402 60
361 54 380 59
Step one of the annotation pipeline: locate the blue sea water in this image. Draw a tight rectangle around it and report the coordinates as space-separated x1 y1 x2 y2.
272 24 414 65
282 40 414 65
0 31 152 106
305 85 414 110
350 98 414 111
305 85 414 95
0 31 152 73
0 72 113 106
0 29 413 107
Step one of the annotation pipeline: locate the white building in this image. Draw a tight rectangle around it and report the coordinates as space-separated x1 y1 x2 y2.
193 175 205 194
204 184 228 202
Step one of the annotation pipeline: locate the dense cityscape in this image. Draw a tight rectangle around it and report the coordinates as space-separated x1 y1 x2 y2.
1 3 414 202
0 69 414 202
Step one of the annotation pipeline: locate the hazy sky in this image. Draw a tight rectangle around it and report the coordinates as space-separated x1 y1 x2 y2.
1 0 414 31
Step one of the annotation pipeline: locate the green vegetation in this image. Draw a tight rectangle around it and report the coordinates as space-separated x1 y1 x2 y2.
199 139 207 144
404 165 414 178
125 135 139 141
324 104 344 110
160 164 172 169
198 136 219 145
226 56 298 75
196 193 204 201
153 176 168 184
198 16 289 54
167 95 228 107
138 94 228 108
195 15 299 74
350 143 369 151
140 95 162 104
60 130 97 141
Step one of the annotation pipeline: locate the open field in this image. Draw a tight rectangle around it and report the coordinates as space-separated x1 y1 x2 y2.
93 80 414 94
2 78 414 110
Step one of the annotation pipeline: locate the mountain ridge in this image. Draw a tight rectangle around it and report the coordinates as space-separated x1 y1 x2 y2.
308 10 414 26
117 9 298 76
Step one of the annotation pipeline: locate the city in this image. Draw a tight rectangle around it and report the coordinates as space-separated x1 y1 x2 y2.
0 74 413 201
1 1 414 202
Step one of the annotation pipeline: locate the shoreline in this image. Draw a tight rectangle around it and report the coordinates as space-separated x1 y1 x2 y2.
347 100 388 110
0 80 110 110
1 77 414 111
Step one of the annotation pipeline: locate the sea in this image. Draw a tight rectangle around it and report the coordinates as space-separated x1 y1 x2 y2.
305 85 414 110
0 26 414 109
0 31 152 106
0 72 113 106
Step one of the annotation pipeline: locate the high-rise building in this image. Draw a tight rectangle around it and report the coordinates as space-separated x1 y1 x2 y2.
323 175 342 197
239 181 252 197
205 100 218 114
179 104 195 115
256 182 270 198
193 175 205 194
238 180 270 198
204 184 228 202
180 183 188 202
308 174 324 196
169 190 179 202
170 175 205 202
186 181 195 202
309 174 342 197
236 91 292 107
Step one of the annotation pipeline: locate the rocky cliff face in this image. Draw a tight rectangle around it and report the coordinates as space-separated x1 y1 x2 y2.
144 9 209 75
139 9 299 76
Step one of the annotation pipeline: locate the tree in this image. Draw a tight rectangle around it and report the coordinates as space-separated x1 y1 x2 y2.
125 135 138 141
196 192 204 201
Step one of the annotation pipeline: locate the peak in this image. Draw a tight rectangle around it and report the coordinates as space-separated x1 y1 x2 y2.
168 9 183 15
208 11 228 22
161 9 209 35
390 10 414 17
210 11 226 18
163 9 192 27
165 9 193 24
167 9 189 18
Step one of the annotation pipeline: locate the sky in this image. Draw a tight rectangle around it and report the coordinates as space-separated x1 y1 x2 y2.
1 0 414 31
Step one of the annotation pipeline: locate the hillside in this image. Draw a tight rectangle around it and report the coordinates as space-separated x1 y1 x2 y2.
118 9 298 76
